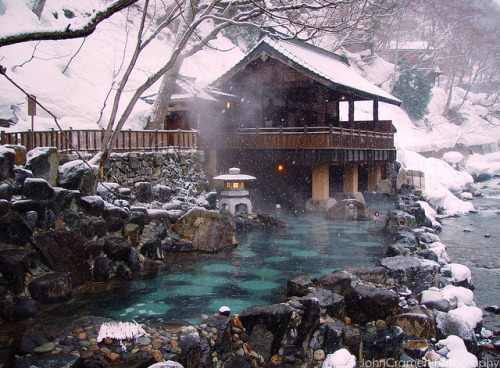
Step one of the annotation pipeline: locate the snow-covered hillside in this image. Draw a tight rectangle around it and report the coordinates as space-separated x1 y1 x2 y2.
1 0 499 215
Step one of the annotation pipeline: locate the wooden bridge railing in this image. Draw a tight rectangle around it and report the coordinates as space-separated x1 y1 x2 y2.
0 129 199 154
217 125 395 150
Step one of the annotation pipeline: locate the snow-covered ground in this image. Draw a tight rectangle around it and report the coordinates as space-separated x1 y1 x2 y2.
1 1 499 216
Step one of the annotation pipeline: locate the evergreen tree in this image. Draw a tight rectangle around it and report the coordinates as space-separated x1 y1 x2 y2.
392 61 432 121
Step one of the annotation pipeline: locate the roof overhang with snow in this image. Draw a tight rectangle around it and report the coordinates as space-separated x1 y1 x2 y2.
212 36 401 106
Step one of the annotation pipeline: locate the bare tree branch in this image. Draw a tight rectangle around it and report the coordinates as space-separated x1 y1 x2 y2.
0 0 139 47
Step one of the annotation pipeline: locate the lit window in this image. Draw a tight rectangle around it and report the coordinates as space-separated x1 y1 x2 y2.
277 164 284 173
226 182 230 188
232 182 239 189
226 101 231 109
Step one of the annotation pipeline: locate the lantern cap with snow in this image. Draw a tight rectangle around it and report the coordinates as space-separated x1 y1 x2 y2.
213 168 256 215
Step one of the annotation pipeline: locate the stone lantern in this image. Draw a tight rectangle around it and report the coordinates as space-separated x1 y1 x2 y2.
213 168 256 215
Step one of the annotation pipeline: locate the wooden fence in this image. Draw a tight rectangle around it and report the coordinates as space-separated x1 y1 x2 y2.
0 129 199 154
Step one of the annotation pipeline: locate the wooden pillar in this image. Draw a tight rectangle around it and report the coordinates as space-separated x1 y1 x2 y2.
367 163 382 192
348 100 355 124
312 163 330 200
317 87 326 126
207 150 218 179
343 162 358 193
373 100 379 132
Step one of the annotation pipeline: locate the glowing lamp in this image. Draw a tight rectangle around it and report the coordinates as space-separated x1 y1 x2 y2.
226 101 231 109
277 164 284 173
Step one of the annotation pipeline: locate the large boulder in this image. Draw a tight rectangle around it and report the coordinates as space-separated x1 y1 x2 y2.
0 212 34 246
389 306 436 339
173 207 237 252
345 284 399 325
0 145 15 181
239 303 293 356
384 210 417 233
57 159 98 196
35 231 91 285
380 256 440 295
25 147 60 186
0 249 35 293
23 177 54 200
362 326 404 360
28 272 72 303
1 296 40 322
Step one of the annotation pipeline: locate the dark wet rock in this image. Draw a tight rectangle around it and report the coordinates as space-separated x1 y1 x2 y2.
173 207 237 253
80 195 104 217
324 319 344 354
342 325 362 358
25 210 37 230
0 182 12 201
384 210 417 233
485 305 500 314
392 230 418 249
52 188 80 212
162 240 196 253
11 199 47 222
0 146 15 181
1 296 40 322
380 255 440 295
291 298 320 351
301 288 345 319
35 231 91 285
474 173 492 183
97 182 120 203
25 146 60 186
92 256 113 281
127 247 142 273
386 241 410 256
206 315 232 354
41 208 56 230
81 218 107 240
0 212 33 246
178 326 201 368
389 306 436 339
103 237 132 262
420 287 457 312
239 303 293 356
286 275 317 296
135 182 152 203
28 272 72 303
103 205 129 232
19 328 50 354
62 211 81 232
347 266 387 285
418 249 440 262
129 208 149 226
247 323 274 358
346 284 399 325
2 353 81 368
140 239 165 260
12 166 33 194
0 199 9 216
23 177 54 200
319 270 354 296
152 185 171 203
221 356 253 368
84 240 103 258
407 204 432 228
0 249 35 293
58 159 98 196
116 262 132 280
363 326 404 360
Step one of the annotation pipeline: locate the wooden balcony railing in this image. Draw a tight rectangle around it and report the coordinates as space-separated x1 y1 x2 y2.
215 125 394 150
0 129 199 154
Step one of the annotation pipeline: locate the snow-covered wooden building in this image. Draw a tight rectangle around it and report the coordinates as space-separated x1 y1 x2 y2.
199 36 401 209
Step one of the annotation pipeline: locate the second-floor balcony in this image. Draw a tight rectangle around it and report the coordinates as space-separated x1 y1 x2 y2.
209 120 395 151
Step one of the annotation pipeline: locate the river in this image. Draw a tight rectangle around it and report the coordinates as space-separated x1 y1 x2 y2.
439 177 500 333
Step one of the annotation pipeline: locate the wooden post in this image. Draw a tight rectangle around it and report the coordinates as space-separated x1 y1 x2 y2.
343 162 358 193
312 163 330 200
367 164 382 192
348 100 355 124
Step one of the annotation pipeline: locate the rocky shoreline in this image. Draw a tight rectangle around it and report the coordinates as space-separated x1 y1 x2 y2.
0 145 499 367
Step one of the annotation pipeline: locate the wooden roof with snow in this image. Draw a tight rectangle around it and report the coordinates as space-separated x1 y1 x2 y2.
211 36 401 106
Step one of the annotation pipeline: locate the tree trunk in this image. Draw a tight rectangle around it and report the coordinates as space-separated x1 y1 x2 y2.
32 0 46 19
145 55 184 130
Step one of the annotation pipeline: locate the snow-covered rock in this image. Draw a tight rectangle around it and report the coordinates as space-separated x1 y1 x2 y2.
441 285 474 307
322 348 356 368
449 305 483 330
428 336 478 368
441 263 472 284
